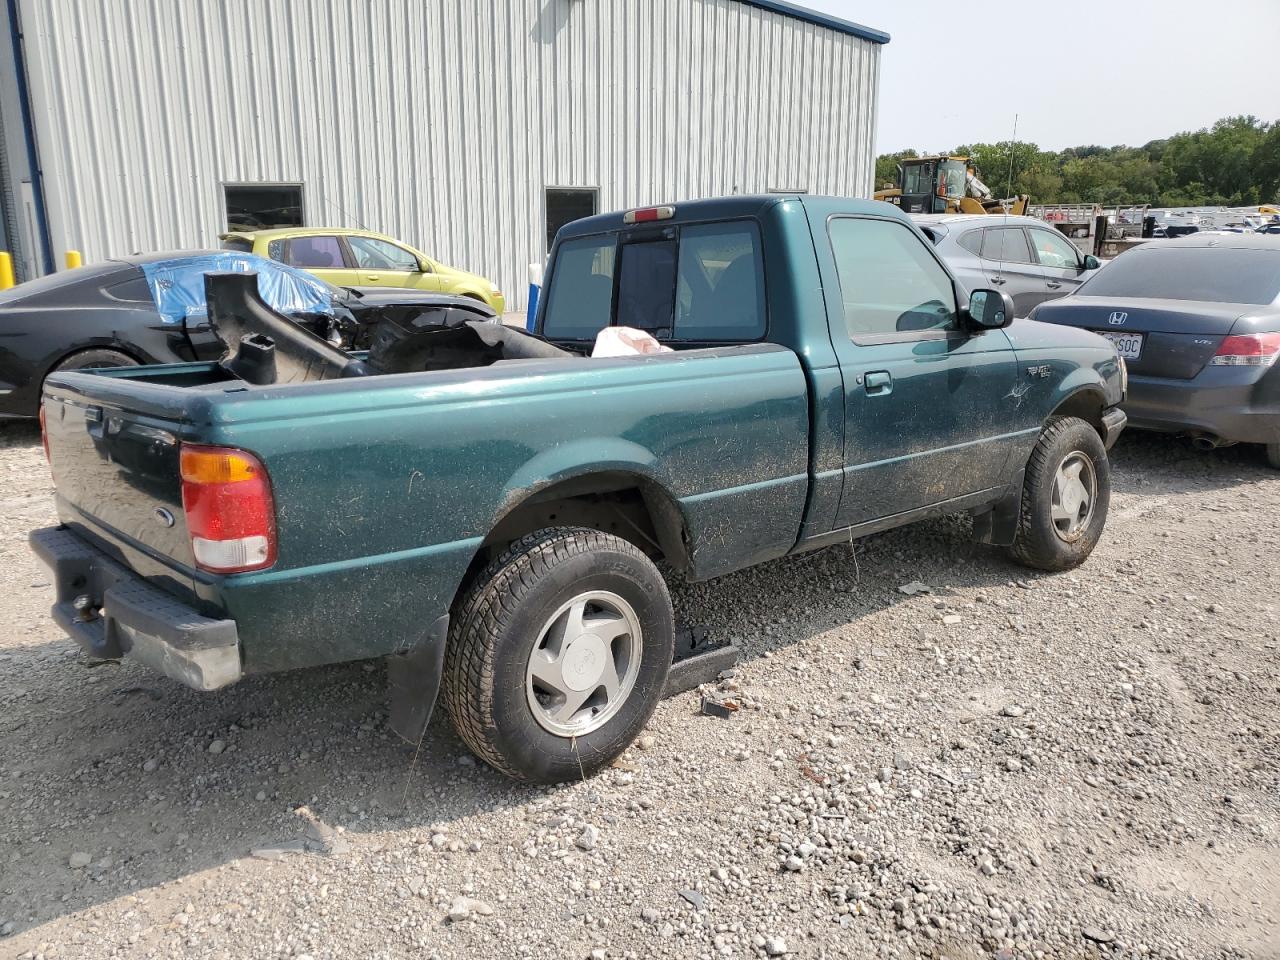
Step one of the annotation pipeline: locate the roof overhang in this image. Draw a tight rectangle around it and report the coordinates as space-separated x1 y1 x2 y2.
732 1 890 44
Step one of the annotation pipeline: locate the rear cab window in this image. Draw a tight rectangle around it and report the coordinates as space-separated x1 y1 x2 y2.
541 220 766 344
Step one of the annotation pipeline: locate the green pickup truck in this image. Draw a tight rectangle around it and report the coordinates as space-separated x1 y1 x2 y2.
31 196 1127 783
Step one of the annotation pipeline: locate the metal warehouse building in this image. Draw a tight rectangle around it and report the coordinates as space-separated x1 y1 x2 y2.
0 0 886 306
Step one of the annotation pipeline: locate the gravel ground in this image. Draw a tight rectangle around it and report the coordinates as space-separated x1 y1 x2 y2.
1 421 1277 960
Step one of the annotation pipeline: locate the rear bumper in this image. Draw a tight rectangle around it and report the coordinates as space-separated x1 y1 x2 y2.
1124 373 1280 444
30 526 242 691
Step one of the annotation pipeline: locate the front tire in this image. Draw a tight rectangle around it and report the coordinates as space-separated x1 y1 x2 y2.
442 528 674 783
1265 443 1280 470
1008 416 1110 572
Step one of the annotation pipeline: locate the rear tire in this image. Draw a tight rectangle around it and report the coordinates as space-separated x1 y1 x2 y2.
53 349 139 373
1265 443 1280 470
1007 416 1110 572
442 528 674 784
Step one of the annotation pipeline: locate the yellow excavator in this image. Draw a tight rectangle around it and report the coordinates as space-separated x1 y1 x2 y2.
874 155 1030 216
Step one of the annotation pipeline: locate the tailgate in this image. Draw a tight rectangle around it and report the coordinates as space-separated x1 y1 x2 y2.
43 394 195 569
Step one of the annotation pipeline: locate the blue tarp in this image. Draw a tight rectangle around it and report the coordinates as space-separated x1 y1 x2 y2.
141 253 334 325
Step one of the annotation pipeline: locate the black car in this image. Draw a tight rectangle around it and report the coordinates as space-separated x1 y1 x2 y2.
1030 235 1280 467
0 251 496 418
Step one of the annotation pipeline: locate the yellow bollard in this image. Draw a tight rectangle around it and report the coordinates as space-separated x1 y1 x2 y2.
65 250 83 270
0 252 13 290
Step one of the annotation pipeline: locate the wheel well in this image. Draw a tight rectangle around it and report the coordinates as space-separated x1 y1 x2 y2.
1048 389 1106 436
455 473 689 604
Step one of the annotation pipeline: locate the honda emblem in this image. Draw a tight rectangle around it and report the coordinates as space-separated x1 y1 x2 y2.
1108 311 1128 325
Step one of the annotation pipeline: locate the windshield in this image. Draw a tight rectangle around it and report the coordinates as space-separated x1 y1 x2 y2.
1079 247 1280 305
940 160 967 198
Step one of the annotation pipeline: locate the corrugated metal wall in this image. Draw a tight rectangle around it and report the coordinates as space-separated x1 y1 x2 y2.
18 0 880 307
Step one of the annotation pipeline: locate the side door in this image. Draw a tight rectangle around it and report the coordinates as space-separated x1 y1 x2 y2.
281 235 358 288
347 236 438 290
817 214 1020 528
978 226 1045 316
1028 226 1089 301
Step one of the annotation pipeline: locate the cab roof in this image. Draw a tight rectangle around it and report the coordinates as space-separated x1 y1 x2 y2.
555 195 905 241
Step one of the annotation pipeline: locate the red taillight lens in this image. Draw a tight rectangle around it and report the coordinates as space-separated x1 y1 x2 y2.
1211 332 1280 366
179 444 276 573
38 404 50 462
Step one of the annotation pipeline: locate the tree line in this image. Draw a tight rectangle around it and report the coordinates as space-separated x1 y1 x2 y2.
875 116 1280 208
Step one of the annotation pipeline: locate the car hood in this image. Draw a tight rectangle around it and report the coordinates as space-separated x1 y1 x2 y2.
1032 296 1264 335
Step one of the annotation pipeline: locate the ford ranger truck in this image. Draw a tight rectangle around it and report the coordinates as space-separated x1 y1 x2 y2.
31 196 1127 784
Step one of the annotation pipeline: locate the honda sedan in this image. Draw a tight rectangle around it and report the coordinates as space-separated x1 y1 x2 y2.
1030 235 1280 467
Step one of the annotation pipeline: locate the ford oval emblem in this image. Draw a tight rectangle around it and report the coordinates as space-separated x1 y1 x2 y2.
1108 311 1128 325
154 507 176 528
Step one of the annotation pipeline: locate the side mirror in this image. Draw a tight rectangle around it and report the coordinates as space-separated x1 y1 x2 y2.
416 258 433 274
966 288 1015 330
1082 254 1101 270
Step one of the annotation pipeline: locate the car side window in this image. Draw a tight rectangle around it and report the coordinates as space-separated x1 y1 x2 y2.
286 236 346 269
956 230 983 255
1030 228 1082 268
348 237 420 272
981 227 1033 263
828 217 957 339
267 239 285 261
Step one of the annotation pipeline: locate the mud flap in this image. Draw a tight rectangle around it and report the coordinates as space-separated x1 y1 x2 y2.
971 469 1024 547
387 614 450 744
662 623 739 698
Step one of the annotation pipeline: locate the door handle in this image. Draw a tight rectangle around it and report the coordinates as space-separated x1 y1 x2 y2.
863 370 892 395
1046 281 1062 289
366 274 380 281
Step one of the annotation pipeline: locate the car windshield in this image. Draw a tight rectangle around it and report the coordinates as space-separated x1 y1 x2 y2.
1079 247 1280 305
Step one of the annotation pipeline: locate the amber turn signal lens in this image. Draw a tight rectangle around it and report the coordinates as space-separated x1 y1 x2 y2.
179 446 260 484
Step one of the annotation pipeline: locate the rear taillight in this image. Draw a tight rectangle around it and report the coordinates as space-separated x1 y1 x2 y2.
179 444 276 573
1211 332 1280 366
38 404 50 462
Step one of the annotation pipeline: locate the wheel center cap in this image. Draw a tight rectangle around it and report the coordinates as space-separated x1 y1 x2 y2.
561 635 607 692
1062 482 1082 514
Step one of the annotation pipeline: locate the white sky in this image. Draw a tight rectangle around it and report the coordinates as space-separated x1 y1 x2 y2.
802 0 1280 154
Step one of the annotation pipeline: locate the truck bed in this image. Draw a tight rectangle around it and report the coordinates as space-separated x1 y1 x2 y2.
41 345 811 673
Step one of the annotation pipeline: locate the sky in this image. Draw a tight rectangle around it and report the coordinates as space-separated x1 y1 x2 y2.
802 0 1280 155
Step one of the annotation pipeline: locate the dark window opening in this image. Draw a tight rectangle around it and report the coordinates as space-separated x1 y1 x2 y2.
225 184 303 232
616 239 677 335
546 188 598 249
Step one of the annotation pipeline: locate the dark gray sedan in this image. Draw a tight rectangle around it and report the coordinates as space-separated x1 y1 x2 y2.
1030 234 1280 467
913 213 1102 316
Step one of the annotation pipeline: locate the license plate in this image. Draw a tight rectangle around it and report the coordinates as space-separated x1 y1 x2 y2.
1101 331 1143 360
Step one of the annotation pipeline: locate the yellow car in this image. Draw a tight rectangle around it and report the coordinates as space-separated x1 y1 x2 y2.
220 228 505 313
